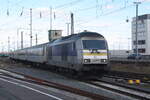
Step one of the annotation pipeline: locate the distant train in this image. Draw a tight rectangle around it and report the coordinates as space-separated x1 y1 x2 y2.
10 31 110 76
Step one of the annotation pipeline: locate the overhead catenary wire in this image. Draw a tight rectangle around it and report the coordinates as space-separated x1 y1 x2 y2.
0 0 135 28
55 0 85 9
0 0 149 51
76 4 134 26
0 0 144 37
0 0 148 32
76 0 148 26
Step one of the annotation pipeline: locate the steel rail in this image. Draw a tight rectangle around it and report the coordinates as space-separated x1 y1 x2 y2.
106 71 150 84
0 68 112 100
86 79 150 100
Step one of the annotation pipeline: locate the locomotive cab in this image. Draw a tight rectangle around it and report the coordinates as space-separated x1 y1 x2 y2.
82 38 108 64
78 33 109 72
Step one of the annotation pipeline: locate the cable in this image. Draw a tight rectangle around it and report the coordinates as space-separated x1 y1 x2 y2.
55 0 85 9
75 3 135 26
0 0 149 33
101 4 133 16
90 0 147 23
74 5 97 12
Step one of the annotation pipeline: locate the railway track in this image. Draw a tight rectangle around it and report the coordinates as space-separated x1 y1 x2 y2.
106 71 150 84
1 67 150 100
0 68 112 100
78 71 150 100
84 79 150 100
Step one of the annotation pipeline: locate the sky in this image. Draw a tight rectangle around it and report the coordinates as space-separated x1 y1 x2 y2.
0 0 150 52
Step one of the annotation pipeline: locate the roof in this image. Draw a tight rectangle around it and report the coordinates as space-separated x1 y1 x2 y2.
15 31 104 50
133 14 150 21
52 31 104 43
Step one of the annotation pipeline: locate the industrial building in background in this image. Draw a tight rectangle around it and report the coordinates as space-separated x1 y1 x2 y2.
132 14 150 56
110 14 150 59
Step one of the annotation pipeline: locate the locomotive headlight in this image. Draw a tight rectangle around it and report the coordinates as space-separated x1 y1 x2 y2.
84 59 90 63
101 59 107 62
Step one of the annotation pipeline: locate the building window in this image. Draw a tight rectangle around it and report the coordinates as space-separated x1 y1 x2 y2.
138 48 146 53
133 48 146 53
133 49 136 53
133 41 136 45
133 40 146 45
138 40 145 45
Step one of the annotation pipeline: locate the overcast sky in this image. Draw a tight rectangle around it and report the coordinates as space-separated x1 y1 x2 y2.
0 0 150 52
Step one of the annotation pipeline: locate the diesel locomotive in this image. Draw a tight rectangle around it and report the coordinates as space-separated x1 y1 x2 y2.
10 31 110 75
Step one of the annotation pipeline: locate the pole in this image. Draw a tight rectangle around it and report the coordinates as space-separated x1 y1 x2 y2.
21 31 23 49
17 28 19 50
128 38 130 56
128 38 130 51
128 38 130 55
36 34 37 45
8 36 10 52
1 42 3 53
50 7 52 30
71 13 74 35
30 8 32 47
66 23 70 36
12 37 15 51
134 2 141 62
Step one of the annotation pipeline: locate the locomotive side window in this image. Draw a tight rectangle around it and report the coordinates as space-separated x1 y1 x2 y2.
82 40 106 49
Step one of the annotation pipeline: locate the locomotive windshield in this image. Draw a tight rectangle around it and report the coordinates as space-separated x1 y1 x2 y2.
82 40 106 49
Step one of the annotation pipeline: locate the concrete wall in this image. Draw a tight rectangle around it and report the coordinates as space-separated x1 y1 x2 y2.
110 50 132 58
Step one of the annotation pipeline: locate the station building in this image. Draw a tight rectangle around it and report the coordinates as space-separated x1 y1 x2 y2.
132 14 150 56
